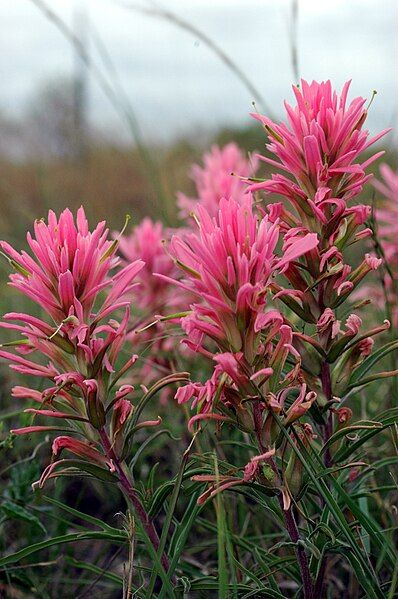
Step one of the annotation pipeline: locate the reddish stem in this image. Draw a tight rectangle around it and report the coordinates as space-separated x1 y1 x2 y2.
98 428 170 575
282 501 314 599
314 557 327 597
316 361 334 593
253 416 314 598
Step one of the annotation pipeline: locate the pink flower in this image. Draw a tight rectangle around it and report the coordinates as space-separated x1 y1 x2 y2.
118 217 191 401
353 164 398 326
0 209 143 371
345 314 362 335
245 83 388 299
176 366 225 415
374 163 398 205
177 143 258 219
118 218 177 311
163 197 318 363
0 207 143 324
52 435 109 464
358 337 374 357
373 166 398 306
243 81 389 322
317 308 340 339
35 436 115 489
248 80 389 201
0 208 144 481
167 197 318 426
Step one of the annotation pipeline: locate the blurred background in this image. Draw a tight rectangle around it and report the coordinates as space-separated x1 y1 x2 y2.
0 0 397 231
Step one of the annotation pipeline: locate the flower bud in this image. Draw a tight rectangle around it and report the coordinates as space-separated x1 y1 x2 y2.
285 449 304 498
85 380 106 429
111 399 134 457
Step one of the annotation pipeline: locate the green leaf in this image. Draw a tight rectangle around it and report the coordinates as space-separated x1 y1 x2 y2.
305 436 396 572
163 495 204 585
258 406 385 598
42 496 123 534
1 501 46 534
173 578 253 592
146 439 195 597
348 370 398 391
133 515 176 599
241 589 287 599
348 340 398 385
0 531 128 567
334 408 398 463
147 467 206 517
298 538 322 560
40 459 119 483
129 372 190 430
388 555 398 599
129 430 180 469
214 454 229 599
64 556 124 585
321 421 384 454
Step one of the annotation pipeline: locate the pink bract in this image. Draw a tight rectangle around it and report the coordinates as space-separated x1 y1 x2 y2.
119 217 178 311
0 206 143 324
163 197 318 360
248 79 389 201
177 143 258 219
0 208 142 445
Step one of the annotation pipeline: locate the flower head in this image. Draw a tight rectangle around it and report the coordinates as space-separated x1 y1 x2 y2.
177 143 258 219
0 207 143 324
167 197 318 426
373 165 398 266
118 217 191 401
249 80 389 201
118 218 177 310
356 164 398 325
0 208 143 479
164 197 318 363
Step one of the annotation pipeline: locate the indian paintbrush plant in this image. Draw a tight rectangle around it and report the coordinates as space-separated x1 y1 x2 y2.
1 81 398 598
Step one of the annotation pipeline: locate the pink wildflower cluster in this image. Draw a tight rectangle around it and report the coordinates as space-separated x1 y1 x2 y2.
118 218 177 311
0 208 145 484
177 143 258 219
165 81 392 504
244 81 394 421
244 81 387 320
249 80 388 202
0 81 393 544
166 196 318 450
243 83 391 338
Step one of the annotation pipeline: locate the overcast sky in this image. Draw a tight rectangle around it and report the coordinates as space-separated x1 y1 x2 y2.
0 0 397 144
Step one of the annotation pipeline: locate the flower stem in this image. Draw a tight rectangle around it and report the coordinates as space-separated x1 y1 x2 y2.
320 361 333 468
98 428 170 575
282 501 314 599
316 360 334 593
254 421 314 598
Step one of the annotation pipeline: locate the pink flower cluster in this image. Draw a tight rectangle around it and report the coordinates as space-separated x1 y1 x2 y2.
168 197 317 358
0 80 392 514
177 143 258 219
167 196 318 439
244 81 388 325
166 81 390 498
118 218 177 311
249 80 388 201
0 208 144 484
